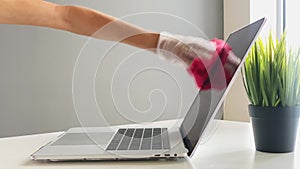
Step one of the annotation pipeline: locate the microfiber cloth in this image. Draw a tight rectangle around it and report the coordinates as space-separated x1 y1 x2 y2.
187 39 233 90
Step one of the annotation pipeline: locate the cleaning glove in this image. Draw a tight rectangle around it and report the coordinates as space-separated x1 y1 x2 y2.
157 32 240 89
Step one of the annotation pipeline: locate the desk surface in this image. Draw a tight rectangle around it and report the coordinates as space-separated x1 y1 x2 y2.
0 120 299 169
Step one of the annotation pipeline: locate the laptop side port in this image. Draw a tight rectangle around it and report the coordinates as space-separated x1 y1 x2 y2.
154 154 160 157
164 154 170 156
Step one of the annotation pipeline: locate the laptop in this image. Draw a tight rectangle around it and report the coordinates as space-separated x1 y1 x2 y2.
31 18 266 161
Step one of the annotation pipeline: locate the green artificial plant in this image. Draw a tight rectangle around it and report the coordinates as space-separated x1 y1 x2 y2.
243 32 300 107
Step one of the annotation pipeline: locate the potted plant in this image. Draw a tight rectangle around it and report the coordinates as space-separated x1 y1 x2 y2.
242 33 300 153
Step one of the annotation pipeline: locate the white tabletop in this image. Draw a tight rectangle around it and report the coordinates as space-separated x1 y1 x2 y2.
0 120 299 169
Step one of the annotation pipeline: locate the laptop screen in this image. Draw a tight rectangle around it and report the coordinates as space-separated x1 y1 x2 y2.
179 18 266 156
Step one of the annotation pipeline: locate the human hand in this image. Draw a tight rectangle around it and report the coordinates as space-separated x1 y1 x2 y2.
156 32 240 89
156 32 216 66
188 39 240 89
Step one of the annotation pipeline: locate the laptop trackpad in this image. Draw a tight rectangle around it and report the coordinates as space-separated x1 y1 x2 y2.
51 132 115 146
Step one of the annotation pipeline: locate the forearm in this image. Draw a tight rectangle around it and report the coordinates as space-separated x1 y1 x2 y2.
0 0 67 30
60 5 159 49
0 0 159 50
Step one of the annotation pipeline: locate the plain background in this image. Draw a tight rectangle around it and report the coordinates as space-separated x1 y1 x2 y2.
223 0 277 121
0 0 223 137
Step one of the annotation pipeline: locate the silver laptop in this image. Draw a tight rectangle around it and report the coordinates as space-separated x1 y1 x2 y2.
31 18 266 161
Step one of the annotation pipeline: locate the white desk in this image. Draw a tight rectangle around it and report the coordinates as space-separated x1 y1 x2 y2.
0 120 299 169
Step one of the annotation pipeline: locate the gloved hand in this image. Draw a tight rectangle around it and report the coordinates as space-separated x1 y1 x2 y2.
156 32 217 66
156 32 240 89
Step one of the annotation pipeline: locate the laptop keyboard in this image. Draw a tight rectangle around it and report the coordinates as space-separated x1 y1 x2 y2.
106 128 170 151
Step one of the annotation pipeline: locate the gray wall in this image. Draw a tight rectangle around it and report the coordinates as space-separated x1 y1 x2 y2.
0 0 223 137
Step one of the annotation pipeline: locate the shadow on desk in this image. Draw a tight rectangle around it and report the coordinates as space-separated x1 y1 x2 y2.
253 151 294 169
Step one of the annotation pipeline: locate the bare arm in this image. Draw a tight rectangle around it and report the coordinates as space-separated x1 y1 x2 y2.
0 0 159 49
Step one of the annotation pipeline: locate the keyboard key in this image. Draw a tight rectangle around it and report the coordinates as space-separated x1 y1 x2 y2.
152 128 162 150
162 128 170 149
117 129 134 150
129 128 143 150
140 128 152 150
106 129 126 150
